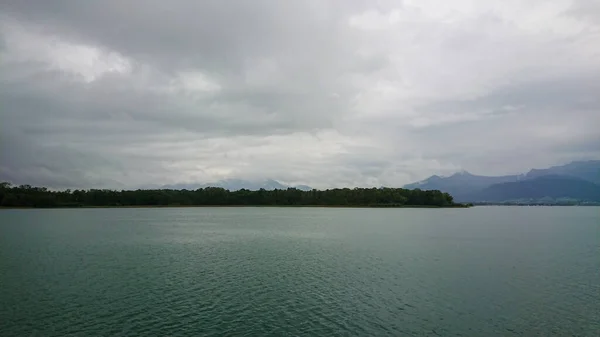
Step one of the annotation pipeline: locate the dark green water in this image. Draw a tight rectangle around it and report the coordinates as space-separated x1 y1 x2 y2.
1 207 598 336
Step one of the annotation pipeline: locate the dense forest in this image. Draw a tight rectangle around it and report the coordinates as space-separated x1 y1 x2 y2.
0 182 467 208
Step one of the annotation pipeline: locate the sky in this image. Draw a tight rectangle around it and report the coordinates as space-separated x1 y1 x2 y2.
1 0 599 190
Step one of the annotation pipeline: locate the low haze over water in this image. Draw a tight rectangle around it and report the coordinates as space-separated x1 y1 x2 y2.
1 207 598 336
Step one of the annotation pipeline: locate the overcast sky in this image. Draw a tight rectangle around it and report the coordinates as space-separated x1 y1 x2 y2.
1 0 599 189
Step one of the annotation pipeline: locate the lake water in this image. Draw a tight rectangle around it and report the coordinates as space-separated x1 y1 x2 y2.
0 206 598 336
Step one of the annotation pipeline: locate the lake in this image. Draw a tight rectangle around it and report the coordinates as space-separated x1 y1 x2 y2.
1 206 598 336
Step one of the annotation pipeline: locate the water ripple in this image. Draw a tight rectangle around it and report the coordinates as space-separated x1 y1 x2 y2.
1 207 599 336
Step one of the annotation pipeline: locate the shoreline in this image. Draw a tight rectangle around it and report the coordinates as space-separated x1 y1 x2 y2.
0 204 471 210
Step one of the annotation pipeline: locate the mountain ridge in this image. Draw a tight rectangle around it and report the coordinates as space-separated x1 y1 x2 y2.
472 175 600 203
162 179 312 191
404 160 600 203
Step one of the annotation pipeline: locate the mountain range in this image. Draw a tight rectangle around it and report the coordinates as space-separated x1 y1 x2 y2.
162 179 312 191
158 161 600 204
403 160 600 204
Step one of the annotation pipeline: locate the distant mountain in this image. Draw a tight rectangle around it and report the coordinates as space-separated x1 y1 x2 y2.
294 185 313 191
403 171 522 201
471 175 600 202
162 179 312 191
404 160 600 203
525 160 600 184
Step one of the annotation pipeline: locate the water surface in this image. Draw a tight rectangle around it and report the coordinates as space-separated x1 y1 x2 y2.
1 206 598 336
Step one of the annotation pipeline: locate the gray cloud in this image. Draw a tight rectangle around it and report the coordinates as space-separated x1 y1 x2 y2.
1 0 599 189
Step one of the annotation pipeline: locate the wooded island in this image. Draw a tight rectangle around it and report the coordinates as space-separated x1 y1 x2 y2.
0 182 469 208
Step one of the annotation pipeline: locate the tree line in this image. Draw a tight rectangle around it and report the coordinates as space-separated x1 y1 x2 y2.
0 182 467 208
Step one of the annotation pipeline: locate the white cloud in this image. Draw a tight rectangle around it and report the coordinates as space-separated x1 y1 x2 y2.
171 70 221 94
1 19 132 83
0 1 599 189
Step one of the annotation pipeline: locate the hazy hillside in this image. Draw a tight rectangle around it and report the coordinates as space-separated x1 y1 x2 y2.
162 179 312 191
404 160 600 203
469 175 600 202
525 160 600 184
403 171 522 201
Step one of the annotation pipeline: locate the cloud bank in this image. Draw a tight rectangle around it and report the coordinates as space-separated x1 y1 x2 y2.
1 0 599 189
